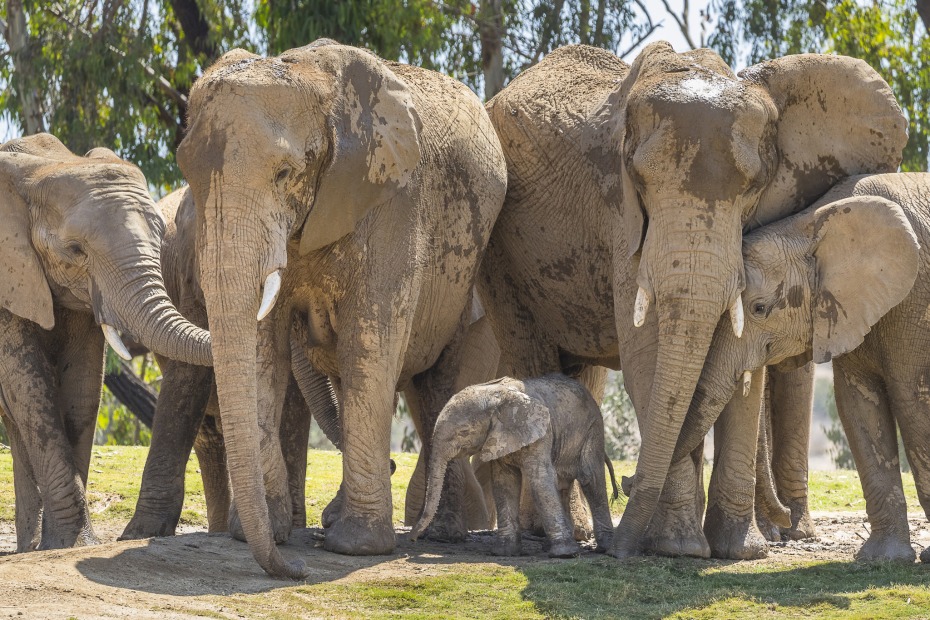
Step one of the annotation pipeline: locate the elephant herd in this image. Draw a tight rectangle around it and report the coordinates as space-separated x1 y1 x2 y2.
1 37 926 579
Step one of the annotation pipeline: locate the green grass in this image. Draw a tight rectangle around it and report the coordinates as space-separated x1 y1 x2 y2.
2 447 929 619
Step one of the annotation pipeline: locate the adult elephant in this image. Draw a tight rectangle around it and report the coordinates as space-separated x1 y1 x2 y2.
177 41 506 577
482 43 906 559
121 187 338 539
0 134 211 551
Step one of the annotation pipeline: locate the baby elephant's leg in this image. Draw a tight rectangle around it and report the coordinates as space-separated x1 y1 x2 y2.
491 461 523 556
578 451 614 552
524 450 580 558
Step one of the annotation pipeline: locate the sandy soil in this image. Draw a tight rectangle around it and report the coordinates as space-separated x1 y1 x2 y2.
1 513 929 619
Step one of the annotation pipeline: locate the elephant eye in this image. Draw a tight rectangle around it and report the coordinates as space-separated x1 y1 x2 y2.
275 165 292 189
751 301 767 317
65 241 87 262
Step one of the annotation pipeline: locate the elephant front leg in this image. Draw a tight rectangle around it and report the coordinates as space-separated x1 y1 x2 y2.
8 419 42 552
490 461 523 556
834 363 913 562
193 400 231 533
524 454 579 558
768 362 816 540
642 451 710 558
122 359 212 539
280 375 312 528
703 369 770 560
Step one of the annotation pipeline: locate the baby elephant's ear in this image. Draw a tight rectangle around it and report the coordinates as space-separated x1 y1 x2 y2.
477 389 550 463
811 196 918 363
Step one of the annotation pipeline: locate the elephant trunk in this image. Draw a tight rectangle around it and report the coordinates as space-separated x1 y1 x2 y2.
290 338 341 450
200 210 306 579
410 449 451 541
613 217 742 555
100 253 211 366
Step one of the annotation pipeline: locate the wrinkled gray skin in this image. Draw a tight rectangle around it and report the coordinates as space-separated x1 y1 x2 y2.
121 187 339 539
0 134 211 551
483 42 906 559
675 173 929 563
412 375 614 558
178 41 506 577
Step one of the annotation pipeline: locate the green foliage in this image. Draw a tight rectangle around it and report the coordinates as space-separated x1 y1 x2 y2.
601 371 640 461
95 350 161 446
710 0 930 171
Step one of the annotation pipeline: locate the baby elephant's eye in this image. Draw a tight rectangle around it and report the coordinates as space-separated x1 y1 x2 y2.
65 241 87 262
751 301 767 317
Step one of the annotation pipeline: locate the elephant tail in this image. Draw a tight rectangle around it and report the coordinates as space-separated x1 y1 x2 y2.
410 457 449 541
605 455 619 500
755 405 792 529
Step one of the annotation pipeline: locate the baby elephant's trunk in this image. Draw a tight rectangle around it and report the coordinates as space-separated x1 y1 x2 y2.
410 455 450 540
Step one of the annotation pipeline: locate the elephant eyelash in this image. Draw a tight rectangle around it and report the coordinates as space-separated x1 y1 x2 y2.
65 241 87 261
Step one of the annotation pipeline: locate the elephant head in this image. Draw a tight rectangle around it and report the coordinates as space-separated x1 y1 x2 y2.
0 133 211 366
176 41 420 578
411 378 549 539
673 194 919 461
606 42 907 551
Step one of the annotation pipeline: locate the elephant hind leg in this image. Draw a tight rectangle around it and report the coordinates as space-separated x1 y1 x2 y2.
193 402 231 533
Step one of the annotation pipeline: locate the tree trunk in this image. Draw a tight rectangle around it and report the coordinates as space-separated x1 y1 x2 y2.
479 0 505 99
104 358 157 429
917 0 930 31
4 0 45 134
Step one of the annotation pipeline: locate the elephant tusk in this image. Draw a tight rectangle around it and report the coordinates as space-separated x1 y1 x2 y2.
742 370 752 397
103 324 132 361
729 294 744 338
633 286 650 328
257 270 282 321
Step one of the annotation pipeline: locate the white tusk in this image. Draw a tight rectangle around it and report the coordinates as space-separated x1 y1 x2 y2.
103 324 132 361
257 270 282 321
633 286 650 328
729 294 744 339
742 370 752 397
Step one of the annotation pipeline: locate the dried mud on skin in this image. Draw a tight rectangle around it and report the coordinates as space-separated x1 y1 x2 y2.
0 513 928 619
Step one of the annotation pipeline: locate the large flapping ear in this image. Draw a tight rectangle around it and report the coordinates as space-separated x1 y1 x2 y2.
0 152 55 329
809 196 918 363
294 44 422 254
740 54 907 222
477 386 550 463
608 43 680 258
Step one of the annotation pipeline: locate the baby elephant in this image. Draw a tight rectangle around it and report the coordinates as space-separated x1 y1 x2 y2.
412 374 613 557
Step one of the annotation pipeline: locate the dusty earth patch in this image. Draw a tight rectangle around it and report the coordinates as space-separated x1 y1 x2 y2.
1 513 929 619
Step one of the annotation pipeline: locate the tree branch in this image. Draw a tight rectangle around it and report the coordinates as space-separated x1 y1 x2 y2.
658 0 699 49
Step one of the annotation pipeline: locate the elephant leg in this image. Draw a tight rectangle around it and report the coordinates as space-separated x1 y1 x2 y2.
192 394 230 533
280 374 311 529
525 458 579 558
473 458 497 529
229 315 293 544
890 388 930 522
490 461 523 556
768 362 816 540
0 313 95 549
578 449 614 552
703 368 769 560
122 358 212 539
56 309 104 488
833 361 913 562
8 418 42 552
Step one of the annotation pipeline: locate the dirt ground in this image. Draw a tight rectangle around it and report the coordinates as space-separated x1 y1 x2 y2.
1 513 929 619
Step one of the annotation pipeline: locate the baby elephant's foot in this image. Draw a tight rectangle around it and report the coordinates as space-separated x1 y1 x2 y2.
548 538 581 559
593 531 613 554
491 535 521 556
855 530 915 563
920 547 930 564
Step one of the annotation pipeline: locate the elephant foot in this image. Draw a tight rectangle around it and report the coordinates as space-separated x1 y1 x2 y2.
642 503 710 559
704 503 768 560
491 535 521 556
39 524 98 550
607 530 641 560
755 512 784 543
321 485 345 529
920 547 930 564
323 513 395 555
781 498 817 540
229 496 292 544
423 510 467 543
855 530 915 563
548 538 581 559
120 509 179 540
593 530 613 553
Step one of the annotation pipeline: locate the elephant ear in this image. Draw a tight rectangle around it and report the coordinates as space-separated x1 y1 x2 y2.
740 54 907 224
297 45 422 254
1 133 74 162
809 196 918 363
477 387 550 463
0 153 55 330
